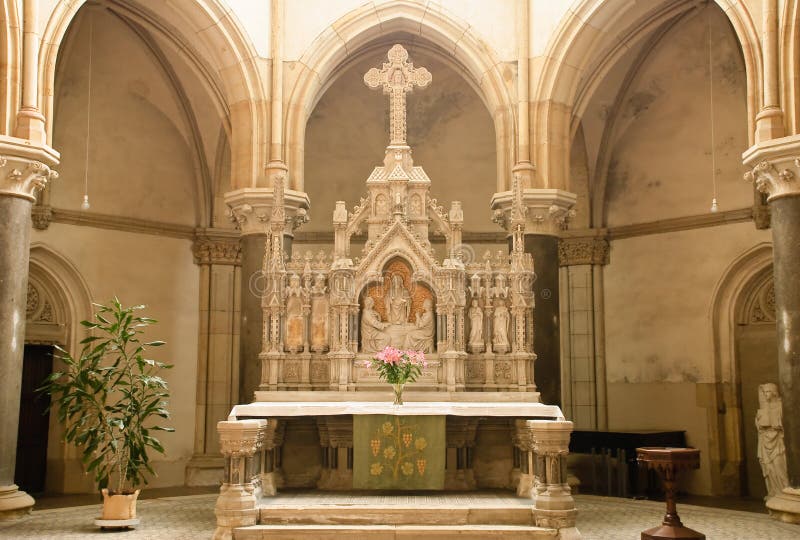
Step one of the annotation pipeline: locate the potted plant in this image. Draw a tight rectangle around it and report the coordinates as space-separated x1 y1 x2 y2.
364 346 427 405
39 298 173 523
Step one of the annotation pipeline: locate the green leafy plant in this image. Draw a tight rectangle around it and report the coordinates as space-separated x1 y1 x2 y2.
39 298 174 494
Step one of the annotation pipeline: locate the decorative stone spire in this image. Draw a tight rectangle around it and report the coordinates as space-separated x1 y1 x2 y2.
364 44 432 146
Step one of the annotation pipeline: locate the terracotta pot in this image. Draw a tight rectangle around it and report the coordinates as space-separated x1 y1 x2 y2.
100 488 140 520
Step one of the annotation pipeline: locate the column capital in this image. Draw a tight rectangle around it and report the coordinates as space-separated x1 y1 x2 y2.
558 230 610 266
217 419 267 458
0 137 59 202
743 136 800 201
529 419 573 455
192 228 242 265
225 186 310 236
491 188 577 236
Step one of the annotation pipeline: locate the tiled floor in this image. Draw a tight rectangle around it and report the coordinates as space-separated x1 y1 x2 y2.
1 491 799 539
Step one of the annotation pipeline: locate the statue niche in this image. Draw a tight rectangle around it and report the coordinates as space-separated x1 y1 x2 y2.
360 258 435 353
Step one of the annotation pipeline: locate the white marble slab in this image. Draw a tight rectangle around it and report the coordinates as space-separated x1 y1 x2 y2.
230 401 564 420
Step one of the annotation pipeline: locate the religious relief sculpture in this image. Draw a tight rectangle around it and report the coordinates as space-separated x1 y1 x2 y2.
405 298 435 353
361 297 389 352
385 275 411 324
756 383 789 499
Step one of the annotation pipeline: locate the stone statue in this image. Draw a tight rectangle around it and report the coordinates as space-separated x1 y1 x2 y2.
493 299 509 353
361 297 389 353
468 302 484 352
756 383 789 499
310 273 329 352
385 274 411 324
285 274 305 352
404 298 434 352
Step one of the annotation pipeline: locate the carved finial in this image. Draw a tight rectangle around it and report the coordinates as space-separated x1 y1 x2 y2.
364 44 432 146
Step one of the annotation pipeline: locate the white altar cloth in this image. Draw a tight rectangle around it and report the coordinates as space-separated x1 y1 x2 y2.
229 401 564 420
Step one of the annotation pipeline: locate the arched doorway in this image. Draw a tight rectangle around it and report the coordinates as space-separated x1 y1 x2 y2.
735 269 778 499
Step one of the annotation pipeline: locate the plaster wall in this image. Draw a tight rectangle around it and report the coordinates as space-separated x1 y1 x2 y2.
50 8 200 226
304 46 497 233
603 222 770 494
604 6 751 227
30 223 200 492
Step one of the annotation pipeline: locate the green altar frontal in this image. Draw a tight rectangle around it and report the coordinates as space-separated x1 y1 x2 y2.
353 415 445 490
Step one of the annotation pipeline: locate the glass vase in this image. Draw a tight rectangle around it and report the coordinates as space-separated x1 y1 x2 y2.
392 382 405 406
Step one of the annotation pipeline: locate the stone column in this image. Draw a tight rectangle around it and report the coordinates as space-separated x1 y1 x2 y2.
0 141 58 520
492 188 576 405
186 231 242 486
558 231 610 430
744 139 800 522
226 184 309 401
529 419 579 537
214 419 268 540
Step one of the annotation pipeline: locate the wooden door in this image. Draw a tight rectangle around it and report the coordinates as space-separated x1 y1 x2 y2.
14 344 53 494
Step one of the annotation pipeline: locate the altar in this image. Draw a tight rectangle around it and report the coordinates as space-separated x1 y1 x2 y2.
212 44 580 540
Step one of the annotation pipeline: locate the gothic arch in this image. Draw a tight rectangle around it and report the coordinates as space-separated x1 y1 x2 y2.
27 243 93 356
782 0 800 134
533 0 761 193
0 0 20 135
707 242 774 495
40 0 266 189
284 0 515 192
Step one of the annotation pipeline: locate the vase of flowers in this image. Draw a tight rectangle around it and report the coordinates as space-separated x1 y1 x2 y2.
365 346 427 406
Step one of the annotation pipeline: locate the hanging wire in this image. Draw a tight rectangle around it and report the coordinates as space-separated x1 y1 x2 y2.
81 15 93 211
708 8 719 213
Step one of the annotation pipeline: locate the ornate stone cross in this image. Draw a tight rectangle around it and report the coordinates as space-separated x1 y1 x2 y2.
364 44 432 146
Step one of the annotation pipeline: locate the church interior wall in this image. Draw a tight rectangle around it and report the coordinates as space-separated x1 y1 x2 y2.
30 224 200 492
603 222 771 494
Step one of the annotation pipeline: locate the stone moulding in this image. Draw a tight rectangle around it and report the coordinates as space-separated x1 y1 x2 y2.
558 234 610 267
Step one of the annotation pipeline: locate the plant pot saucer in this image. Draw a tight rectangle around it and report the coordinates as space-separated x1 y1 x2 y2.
94 517 140 530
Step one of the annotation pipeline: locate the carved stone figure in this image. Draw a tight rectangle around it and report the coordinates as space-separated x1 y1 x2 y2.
756 383 789 499
285 274 305 352
404 298 434 352
493 299 510 353
361 297 389 353
385 274 411 324
468 302 484 353
310 274 329 352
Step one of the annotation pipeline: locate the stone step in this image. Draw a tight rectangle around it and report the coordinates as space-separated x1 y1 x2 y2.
234 524 558 539
258 505 535 526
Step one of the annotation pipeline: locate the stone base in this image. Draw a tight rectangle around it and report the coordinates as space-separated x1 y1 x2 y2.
641 523 705 539
766 486 800 524
0 485 35 521
186 455 225 486
94 517 140 529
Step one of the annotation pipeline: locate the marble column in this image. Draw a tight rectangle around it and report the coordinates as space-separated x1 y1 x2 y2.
226 183 309 401
744 139 800 522
492 187 576 406
0 142 58 520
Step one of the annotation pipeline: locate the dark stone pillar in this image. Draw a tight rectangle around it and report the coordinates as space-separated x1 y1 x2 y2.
770 195 800 485
0 196 35 517
523 234 560 406
239 234 294 402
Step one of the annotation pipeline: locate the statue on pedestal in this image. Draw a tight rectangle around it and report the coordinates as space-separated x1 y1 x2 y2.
468 302 484 353
756 383 789 499
493 299 509 353
310 273 329 352
285 274 305 352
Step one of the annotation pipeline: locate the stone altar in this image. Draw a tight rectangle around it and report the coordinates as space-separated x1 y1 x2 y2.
213 44 579 540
